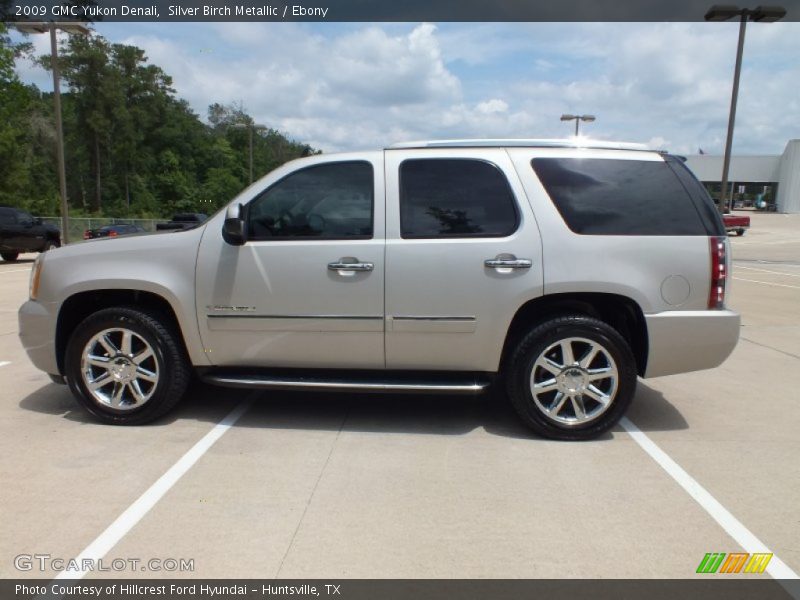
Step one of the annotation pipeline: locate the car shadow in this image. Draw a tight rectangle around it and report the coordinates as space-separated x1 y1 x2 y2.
19 378 687 441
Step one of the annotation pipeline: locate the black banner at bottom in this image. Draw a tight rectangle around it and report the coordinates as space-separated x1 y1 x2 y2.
3 580 800 600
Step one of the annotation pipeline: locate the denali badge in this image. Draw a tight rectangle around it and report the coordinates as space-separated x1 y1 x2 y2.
206 305 256 312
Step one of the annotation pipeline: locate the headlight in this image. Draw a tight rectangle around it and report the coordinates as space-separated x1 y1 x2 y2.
29 255 44 300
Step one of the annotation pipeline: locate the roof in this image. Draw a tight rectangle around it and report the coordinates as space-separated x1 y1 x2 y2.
387 138 652 151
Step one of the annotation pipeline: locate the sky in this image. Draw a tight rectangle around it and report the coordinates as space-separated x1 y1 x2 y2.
12 21 800 155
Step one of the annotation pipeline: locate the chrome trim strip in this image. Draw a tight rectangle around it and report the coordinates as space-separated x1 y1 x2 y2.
391 316 476 321
207 314 383 320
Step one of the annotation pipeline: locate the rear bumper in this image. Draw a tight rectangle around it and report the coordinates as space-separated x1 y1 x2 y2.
644 309 740 378
18 299 59 376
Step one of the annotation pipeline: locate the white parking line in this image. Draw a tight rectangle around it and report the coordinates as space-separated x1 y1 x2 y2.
736 265 800 278
621 417 798 580
55 395 256 580
0 361 10 368
0 267 32 274
733 277 800 290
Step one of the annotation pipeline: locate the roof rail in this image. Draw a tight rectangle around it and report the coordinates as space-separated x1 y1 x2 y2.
387 138 652 151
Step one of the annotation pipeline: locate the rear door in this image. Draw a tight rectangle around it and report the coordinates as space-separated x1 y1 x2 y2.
15 210 46 251
384 148 544 372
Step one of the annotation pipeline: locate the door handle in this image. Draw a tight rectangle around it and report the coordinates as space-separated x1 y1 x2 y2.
484 256 532 269
328 260 374 272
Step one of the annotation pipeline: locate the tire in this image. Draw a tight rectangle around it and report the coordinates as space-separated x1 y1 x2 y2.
505 315 637 440
737 229 745 236
1 251 19 262
64 306 190 425
43 240 60 251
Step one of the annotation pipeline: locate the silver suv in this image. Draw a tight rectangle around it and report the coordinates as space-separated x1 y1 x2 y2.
18 139 740 440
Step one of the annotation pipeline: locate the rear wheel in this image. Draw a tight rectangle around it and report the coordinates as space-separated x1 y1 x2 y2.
65 306 190 425
1 252 19 262
505 315 637 440
43 240 59 251
736 228 745 236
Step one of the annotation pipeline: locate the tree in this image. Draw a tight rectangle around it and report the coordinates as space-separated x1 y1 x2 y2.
1 31 319 219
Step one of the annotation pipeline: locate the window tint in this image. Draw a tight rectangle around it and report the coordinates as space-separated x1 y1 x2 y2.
531 158 707 236
400 159 518 238
664 155 726 236
247 161 373 240
0 209 14 226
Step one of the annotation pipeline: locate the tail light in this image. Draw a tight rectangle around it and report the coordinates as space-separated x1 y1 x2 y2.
83 231 90 239
109 231 117 237
708 236 727 309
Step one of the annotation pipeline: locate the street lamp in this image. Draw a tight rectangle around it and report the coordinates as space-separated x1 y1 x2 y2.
231 122 268 184
560 114 596 136
14 22 90 245
705 5 786 213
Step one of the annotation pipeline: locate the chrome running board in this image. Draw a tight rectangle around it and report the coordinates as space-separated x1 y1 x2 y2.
200 370 491 395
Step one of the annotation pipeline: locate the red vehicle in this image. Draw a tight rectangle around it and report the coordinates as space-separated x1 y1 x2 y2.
723 213 750 236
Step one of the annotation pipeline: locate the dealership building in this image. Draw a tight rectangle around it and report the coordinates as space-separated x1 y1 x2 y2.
684 139 800 213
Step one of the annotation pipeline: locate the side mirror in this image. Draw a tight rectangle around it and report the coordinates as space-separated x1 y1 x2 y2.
34 217 43 226
222 204 246 246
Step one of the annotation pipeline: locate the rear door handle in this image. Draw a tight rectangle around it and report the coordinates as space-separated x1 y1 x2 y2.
484 257 532 269
328 260 374 272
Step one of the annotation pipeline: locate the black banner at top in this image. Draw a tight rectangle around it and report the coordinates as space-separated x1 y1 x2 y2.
4 0 800 22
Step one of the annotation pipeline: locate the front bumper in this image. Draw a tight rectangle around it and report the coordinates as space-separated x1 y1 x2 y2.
644 309 741 378
18 299 59 376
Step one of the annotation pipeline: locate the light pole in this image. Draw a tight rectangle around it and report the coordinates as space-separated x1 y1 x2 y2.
232 122 267 184
560 114 596 136
705 5 786 214
14 22 90 245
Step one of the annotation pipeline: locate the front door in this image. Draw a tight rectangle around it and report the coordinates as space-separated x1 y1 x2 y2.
195 154 385 368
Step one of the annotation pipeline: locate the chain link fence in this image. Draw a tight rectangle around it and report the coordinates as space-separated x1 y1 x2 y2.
39 217 163 243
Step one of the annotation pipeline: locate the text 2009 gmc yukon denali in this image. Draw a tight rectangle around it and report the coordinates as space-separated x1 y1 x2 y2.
18 139 740 440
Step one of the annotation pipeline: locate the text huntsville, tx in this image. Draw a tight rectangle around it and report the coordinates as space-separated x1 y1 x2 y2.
14 4 330 18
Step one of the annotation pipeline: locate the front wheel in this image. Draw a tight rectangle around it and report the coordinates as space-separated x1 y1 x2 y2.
736 229 746 236
1 251 19 262
65 307 190 425
505 315 637 440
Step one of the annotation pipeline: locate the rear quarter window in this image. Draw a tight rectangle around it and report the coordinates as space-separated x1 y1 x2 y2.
531 158 709 236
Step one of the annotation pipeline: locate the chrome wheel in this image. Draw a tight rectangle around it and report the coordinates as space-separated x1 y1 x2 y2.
80 328 159 410
529 336 618 427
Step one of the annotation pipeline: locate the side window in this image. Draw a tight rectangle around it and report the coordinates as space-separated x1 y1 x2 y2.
664 155 726 236
399 159 519 238
17 211 33 226
247 161 374 241
531 158 708 236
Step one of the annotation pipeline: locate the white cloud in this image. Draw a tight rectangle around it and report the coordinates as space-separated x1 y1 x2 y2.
476 99 508 115
12 22 800 155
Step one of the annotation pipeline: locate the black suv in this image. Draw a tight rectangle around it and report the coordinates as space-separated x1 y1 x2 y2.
0 206 61 262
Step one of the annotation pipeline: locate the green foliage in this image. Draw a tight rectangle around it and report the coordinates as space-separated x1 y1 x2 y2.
1 28 316 218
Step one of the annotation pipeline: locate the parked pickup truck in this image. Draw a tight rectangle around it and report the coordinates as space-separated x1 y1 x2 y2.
0 206 60 262
18 139 740 440
155 213 208 231
723 213 750 236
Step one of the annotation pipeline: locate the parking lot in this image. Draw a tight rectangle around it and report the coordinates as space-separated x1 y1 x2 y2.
1 211 798 580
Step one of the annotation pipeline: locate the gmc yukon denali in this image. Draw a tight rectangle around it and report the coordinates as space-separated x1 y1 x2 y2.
18 140 741 440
